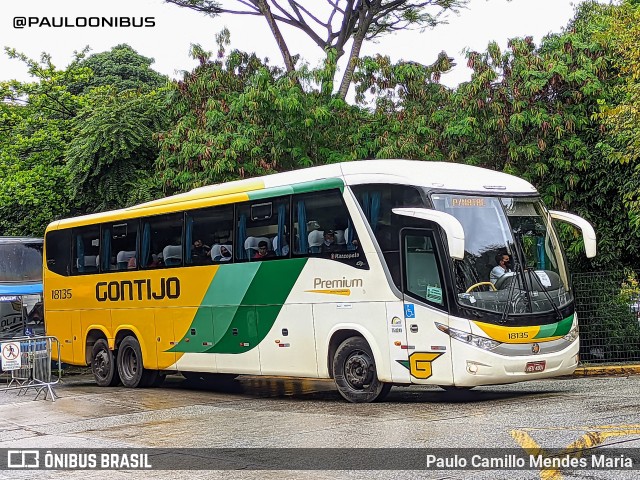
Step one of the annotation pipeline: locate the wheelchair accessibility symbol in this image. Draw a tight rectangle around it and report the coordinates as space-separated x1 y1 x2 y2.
404 304 415 319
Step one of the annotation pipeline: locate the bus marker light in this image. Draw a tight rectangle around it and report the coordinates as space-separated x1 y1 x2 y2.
275 339 280 343
240 342 250 347
400 345 415 350
431 346 446 351
185 338 190 342
394 341 401 346
278 343 290 348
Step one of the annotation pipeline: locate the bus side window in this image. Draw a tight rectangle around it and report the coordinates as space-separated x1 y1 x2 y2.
45 229 71 276
102 220 139 271
236 198 290 262
292 189 361 260
140 213 183 269
71 226 100 275
185 205 234 266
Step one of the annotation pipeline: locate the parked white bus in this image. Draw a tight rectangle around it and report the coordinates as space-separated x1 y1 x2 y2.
44 160 596 402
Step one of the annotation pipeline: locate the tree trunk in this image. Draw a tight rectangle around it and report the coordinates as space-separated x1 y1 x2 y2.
256 0 297 74
337 0 375 101
337 32 366 100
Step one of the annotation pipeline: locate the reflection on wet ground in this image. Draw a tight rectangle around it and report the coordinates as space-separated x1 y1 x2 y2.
162 374 559 404
168 375 340 401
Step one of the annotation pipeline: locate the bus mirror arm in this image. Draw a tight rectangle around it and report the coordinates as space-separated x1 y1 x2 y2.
392 208 465 260
549 210 597 258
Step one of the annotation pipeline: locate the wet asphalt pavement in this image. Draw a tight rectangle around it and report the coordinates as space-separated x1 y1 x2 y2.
1 371 639 479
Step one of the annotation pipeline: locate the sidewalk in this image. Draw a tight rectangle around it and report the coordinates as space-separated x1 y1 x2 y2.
574 364 640 376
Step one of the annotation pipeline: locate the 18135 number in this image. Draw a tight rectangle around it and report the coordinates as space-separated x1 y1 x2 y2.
51 289 72 300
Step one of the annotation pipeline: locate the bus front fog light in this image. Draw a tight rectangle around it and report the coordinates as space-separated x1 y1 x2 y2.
467 363 478 374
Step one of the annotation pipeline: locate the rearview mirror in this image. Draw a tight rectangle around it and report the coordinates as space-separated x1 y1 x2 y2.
549 210 597 258
392 208 465 260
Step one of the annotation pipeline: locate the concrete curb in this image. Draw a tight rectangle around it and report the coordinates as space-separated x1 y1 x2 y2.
574 365 640 376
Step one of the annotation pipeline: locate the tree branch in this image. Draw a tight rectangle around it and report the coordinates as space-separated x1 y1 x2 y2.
256 0 297 74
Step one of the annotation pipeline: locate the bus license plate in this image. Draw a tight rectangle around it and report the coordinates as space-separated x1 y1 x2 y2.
525 361 546 373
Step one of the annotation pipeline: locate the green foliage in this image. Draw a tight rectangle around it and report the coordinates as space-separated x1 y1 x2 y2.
157 45 374 193
340 1 640 271
0 49 83 235
0 44 168 234
67 44 168 94
1 1 640 278
591 0 640 231
65 87 169 212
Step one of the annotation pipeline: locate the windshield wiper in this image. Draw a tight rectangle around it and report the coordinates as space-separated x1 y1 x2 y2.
499 260 520 324
525 267 563 322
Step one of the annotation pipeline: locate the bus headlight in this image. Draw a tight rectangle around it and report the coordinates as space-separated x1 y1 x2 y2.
562 325 579 343
436 323 501 351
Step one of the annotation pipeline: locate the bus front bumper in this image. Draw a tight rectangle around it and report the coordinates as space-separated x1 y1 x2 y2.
448 338 580 387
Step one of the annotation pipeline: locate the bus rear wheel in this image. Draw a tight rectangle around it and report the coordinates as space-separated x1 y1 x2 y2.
91 338 120 387
333 337 391 403
117 336 157 388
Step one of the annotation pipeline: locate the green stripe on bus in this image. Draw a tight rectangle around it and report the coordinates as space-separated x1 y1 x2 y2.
533 314 574 339
205 258 307 353
247 178 344 200
170 259 307 354
168 264 261 353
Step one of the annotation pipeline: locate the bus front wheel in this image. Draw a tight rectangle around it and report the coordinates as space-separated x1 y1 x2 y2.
333 337 391 403
91 338 120 387
117 336 157 388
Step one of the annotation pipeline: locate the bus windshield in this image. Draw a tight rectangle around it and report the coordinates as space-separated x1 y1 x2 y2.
431 194 571 317
0 241 43 283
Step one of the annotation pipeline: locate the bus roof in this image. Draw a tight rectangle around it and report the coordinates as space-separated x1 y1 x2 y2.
47 160 537 230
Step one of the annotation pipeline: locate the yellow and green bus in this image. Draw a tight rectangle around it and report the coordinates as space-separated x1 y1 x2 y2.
44 160 596 402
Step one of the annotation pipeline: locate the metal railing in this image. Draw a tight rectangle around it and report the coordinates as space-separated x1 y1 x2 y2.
573 270 640 365
1 335 61 401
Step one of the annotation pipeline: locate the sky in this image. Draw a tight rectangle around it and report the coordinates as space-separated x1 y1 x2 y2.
0 0 593 89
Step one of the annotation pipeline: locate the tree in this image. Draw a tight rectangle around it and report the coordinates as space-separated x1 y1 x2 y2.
157 37 377 193
67 44 168 94
351 51 454 160
438 2 640 270
592 0 640 232
65 86 170 212
0 49 86 235
0 45 169 235
165 0 467 99
348 0 640 270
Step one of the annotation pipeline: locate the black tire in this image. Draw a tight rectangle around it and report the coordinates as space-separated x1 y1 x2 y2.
91 339 120 387
333 337 391 403
117 336 149 388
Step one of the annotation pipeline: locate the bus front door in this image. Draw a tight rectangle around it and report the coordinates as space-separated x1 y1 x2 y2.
401 228 453 385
